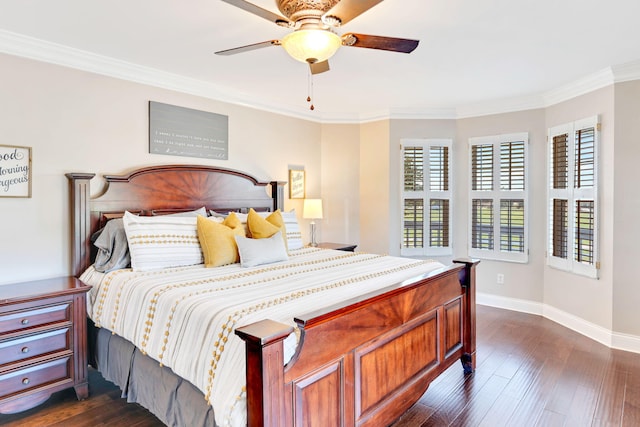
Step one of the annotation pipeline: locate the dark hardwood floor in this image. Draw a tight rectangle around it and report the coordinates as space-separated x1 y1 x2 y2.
1 305 639 426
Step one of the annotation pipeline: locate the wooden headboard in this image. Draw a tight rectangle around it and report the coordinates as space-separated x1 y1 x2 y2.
67 165 285 277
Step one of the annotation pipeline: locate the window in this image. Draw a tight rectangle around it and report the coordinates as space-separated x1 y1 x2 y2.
469 133 528 263
547 116 599 278
401 139 452 256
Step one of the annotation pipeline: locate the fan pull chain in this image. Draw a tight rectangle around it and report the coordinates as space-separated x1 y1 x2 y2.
307 69 315 111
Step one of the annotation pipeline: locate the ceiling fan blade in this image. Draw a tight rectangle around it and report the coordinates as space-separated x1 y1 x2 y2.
323 0 384 26
215 40 280 56
221 0 291 26
309 60 330 75
342 33 419 53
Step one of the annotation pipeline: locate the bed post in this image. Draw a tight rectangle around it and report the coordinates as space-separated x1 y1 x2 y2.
270 181 286 211
66 173 95 277
235 319 294 427
454 258 479 374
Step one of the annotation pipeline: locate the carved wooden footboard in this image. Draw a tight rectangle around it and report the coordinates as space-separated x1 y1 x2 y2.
237 259 478 427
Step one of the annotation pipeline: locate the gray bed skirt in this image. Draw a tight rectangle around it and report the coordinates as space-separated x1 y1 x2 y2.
92 323 217 427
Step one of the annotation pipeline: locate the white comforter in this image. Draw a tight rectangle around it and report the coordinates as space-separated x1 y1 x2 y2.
80 247 444 426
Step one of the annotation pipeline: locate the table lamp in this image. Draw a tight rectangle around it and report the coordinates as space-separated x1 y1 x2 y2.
303 199 323 247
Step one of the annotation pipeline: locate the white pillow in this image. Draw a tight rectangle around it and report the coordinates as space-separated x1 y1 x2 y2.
281 210 303 250
123 211 203 271
235 232 288 268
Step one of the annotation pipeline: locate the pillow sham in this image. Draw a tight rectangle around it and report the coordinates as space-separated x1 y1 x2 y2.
196 213 245 267
281 210 303 251
235 232 289 268
91 207 208 273
123 211 203 271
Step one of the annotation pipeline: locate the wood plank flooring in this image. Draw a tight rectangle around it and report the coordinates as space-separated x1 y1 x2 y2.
1 305 639 426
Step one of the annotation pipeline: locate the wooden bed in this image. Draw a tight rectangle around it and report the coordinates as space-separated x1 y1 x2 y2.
67 164 478 427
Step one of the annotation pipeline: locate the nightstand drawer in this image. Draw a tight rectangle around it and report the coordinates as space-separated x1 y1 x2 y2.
0 356 71 398
0 303 70 335
0 328 70 366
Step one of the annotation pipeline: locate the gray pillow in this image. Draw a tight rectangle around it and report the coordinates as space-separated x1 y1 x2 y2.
235 232 288 268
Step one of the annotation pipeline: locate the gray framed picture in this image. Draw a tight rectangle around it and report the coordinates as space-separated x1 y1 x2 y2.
149 101 228 160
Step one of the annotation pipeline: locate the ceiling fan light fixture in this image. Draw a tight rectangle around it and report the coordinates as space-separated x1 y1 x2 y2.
281 29 342 64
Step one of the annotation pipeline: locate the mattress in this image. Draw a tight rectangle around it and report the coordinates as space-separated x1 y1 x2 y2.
80 247 444 426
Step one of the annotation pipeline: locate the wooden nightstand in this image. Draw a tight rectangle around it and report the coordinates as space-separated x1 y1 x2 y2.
316 242 358 252
0 276 91 414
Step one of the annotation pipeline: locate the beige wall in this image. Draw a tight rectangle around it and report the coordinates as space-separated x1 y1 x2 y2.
0 53 322 284
358 120 390 254
543 86 615 330
613 80 640 336
320 123 360 246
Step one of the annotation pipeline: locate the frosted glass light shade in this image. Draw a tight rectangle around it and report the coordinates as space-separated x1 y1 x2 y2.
281 29 341 64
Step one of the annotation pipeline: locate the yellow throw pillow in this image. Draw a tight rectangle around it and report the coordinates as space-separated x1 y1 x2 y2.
247 209 288 250
196 214 245 267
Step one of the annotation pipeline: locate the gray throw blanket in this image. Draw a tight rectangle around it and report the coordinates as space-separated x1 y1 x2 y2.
93 218 130 272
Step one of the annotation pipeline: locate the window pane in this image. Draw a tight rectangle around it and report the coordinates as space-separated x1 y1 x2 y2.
472 199 494 250
500 141 525 191
500 199 525 252
429 146 449 191
403 147 424 191
575 128 595 189
575 200 594 264
429 199 449 247
403 199 424 248
552 199 568 258
472 144 493 191
552 134 568 189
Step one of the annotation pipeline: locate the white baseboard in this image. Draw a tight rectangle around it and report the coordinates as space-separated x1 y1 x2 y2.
476 292 543 316
477 292 640 354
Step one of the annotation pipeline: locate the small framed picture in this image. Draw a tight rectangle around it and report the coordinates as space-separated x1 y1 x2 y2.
0 144 31 198
289 169 305 199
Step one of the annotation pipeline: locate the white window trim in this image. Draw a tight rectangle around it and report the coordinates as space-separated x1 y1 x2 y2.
468 132 529 263
547 116 600 279
401 138 453 257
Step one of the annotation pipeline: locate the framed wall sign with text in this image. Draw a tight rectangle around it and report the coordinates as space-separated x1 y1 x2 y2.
289 169 305 199
0 144 31 198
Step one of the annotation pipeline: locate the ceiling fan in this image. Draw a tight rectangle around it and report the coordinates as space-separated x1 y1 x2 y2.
215 0 420 75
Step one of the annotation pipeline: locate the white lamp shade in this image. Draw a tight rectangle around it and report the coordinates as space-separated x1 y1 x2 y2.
281 29 342 64
303 199 323 219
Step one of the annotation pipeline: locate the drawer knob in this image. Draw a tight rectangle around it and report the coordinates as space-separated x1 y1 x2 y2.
21 346 29 354
21 318 29 325
22 378 30 385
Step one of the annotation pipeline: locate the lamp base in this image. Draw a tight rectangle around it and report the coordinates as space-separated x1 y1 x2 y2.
310 221 317 247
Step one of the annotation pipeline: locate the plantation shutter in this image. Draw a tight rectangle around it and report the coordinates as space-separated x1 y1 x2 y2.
469 133 528 263
401 139 452 256
547 116 599 278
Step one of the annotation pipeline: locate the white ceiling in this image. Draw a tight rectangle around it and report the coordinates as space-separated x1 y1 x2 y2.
1 0 640 122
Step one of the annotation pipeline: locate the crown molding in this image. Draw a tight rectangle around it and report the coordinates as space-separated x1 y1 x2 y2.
0 29 321 122
2 29 640 124
611 59 640 83
455 94 546 119
542 67 615 107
